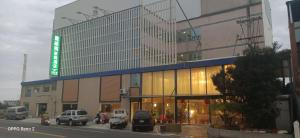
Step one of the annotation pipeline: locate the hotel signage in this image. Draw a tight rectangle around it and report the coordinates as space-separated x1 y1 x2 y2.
50 35 61 76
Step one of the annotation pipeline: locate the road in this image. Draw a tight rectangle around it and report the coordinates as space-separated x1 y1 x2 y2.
0 119 179 138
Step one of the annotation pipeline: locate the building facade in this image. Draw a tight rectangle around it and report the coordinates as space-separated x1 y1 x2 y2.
287 0 300 94
51 0 177 77
21 57 235 125
20 0 272 125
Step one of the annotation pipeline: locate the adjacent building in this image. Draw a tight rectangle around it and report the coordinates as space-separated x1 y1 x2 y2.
287 0 300 94
20 0 272 125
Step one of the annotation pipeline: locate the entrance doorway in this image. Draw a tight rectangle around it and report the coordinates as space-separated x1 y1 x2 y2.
36 103 47 117
177 99 209 124
130 101 139 121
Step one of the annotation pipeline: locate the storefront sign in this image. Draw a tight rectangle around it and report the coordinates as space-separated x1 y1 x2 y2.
50 35 61 76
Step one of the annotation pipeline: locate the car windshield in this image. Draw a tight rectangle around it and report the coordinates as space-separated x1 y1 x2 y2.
17 107 26 112
134 111 150 119
77 111 87 115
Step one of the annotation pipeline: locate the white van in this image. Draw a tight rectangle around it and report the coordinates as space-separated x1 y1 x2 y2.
6 106 28 120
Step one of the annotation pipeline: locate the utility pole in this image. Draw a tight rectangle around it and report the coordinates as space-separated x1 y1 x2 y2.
22 54 27 82
233 0 263 56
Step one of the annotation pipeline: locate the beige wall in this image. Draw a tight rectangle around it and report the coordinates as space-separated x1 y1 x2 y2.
201 0 249 15
177 3 267 59
78 77 100 118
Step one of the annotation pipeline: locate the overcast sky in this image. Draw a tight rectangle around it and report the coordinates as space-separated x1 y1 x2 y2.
0 0 291 101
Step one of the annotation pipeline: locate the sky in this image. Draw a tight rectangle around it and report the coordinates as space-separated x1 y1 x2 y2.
0 0 291 101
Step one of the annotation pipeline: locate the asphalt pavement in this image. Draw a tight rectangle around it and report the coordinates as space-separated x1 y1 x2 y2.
0 119 179 138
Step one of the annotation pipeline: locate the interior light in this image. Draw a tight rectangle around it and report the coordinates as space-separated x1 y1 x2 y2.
153 103 157 107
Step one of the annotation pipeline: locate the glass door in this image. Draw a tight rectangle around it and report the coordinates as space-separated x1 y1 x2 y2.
130 102 139 121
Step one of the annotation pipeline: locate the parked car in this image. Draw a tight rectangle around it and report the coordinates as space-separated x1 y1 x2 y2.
6 106 27 120
109 109 128 129
132 111 155 131
56 110 88 126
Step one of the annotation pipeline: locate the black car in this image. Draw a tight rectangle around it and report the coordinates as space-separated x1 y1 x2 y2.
132 111 154 131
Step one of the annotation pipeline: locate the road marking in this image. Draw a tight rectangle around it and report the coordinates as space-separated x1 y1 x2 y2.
0 126 65 138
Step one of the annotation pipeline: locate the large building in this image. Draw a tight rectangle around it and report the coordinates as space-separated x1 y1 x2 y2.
21 0 272 125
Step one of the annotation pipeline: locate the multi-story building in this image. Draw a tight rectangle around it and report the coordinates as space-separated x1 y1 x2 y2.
287 0 300 94
20 0 272 125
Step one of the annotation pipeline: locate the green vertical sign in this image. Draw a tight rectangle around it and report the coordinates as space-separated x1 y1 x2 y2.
50 35 61 76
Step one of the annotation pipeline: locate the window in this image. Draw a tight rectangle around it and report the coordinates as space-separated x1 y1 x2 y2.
52 82 57 91
206 66 222 95
142 73 152 96
153 72 163 96
17 107 26 112
177 69 191 96
62 104 77 112
191 68 206 95
177 27 201 43
101 103 120 112
25 89 31 97
43 86 50 92
33 87 40 93
130 74 140 87
77 111 87 115
164 70 175 96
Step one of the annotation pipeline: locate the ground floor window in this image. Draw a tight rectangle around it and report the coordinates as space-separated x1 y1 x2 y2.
131 98 214 125
101 103 120 113
62 104 77 112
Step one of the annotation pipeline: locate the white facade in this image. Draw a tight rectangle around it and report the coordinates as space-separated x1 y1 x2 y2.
52 0 177 76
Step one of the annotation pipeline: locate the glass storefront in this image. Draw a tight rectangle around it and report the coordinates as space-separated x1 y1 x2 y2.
177 99 209 124
191 68 206 95
177 69 191 96
132 65 229 124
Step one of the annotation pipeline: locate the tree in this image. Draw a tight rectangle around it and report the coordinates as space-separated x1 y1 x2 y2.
212 43 283 129
211 67 241 129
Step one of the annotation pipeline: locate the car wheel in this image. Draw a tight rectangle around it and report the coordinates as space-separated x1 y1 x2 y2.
56 119 61 125
82 122 87 126
68 120 73 126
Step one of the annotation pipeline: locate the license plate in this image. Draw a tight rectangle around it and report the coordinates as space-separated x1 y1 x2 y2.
139 120 144 123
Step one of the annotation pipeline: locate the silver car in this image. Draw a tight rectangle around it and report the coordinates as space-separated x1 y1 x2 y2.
109 109 128 129
56 110 88 126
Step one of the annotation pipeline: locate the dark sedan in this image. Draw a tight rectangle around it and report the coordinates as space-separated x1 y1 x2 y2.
132 111 154 131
